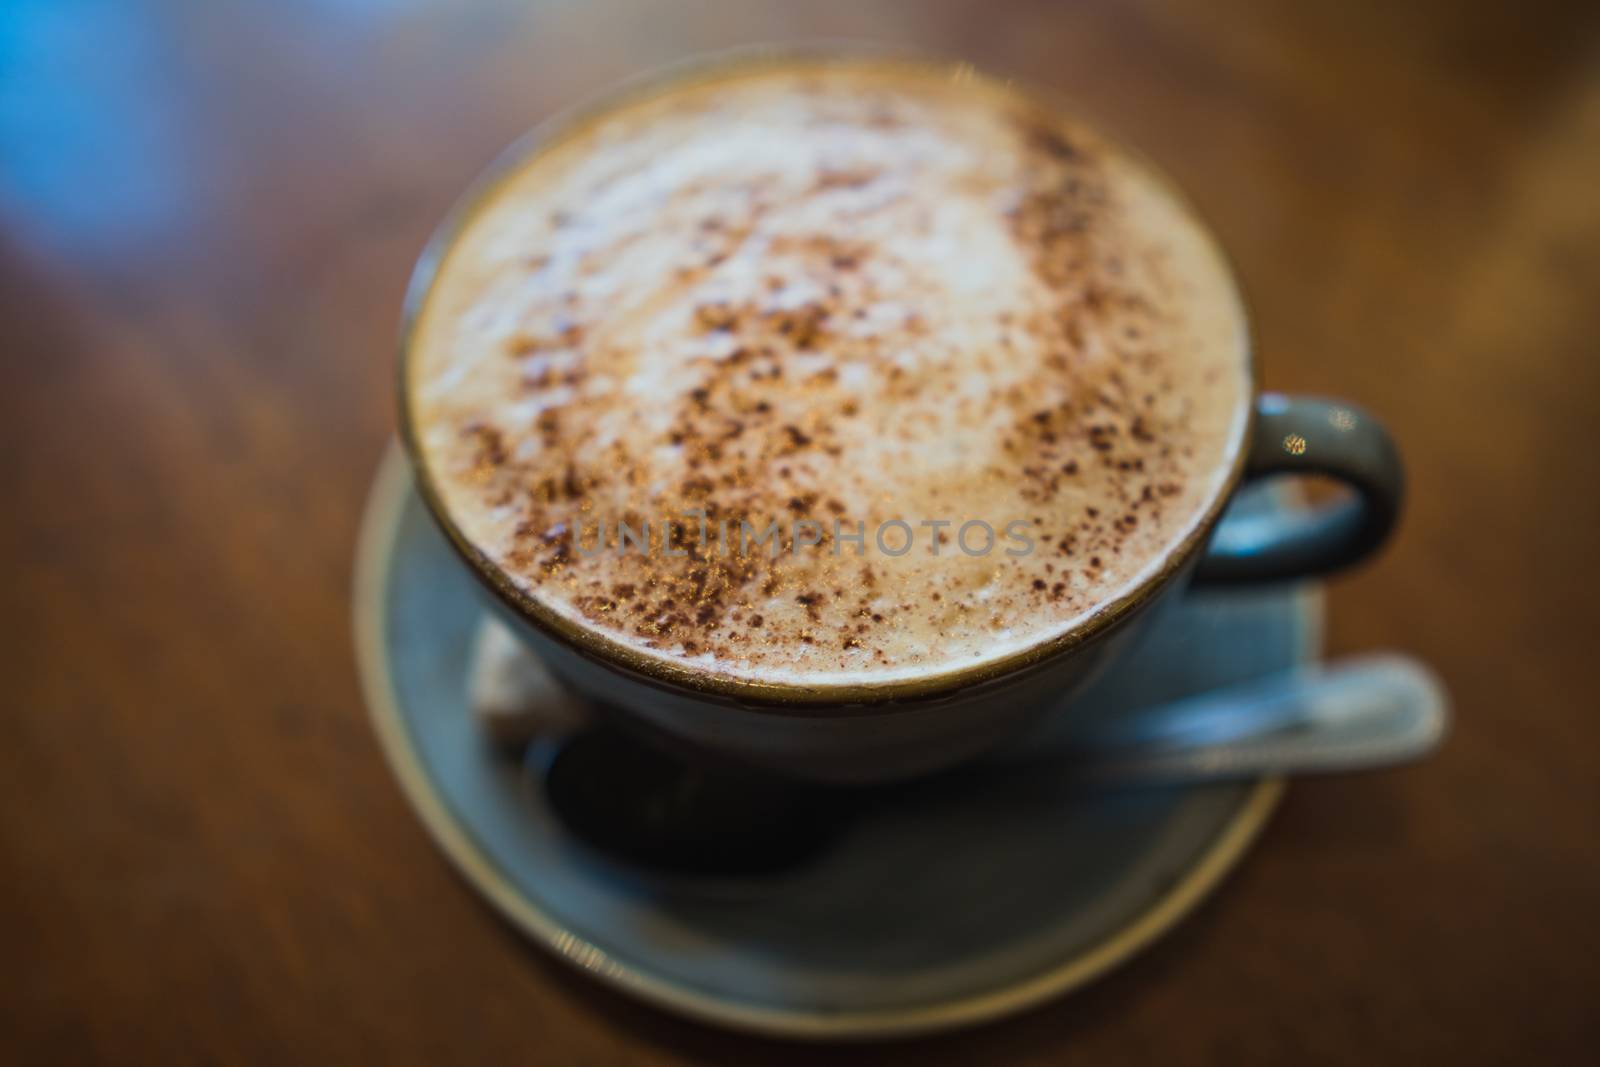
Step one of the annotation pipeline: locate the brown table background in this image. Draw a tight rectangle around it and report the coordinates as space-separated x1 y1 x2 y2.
3 1 1597 1063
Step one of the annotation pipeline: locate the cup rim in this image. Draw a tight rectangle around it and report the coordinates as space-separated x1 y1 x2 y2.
396 44 1258 710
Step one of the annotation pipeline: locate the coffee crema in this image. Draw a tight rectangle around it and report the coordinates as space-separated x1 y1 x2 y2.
407 58 1249 687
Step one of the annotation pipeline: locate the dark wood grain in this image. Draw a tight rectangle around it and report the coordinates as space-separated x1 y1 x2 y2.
3 2 1597 1063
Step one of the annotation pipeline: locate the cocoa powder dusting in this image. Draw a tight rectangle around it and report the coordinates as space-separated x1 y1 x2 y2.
409 62 1245 684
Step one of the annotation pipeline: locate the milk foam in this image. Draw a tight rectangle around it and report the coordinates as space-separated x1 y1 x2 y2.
408 59 1249 687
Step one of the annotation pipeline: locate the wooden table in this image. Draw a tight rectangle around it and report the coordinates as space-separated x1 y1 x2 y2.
4 2 1596 1062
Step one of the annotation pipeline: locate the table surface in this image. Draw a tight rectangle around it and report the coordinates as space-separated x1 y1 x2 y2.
4 1 1597 1063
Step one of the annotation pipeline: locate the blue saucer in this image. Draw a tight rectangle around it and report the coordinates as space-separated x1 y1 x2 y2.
354 446 1320 1039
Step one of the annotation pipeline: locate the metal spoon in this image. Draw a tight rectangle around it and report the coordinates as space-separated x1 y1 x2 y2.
1002 653 1448 783
540 654 1448 876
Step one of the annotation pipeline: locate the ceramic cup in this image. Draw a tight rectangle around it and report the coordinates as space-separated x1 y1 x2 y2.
398 50 1403 784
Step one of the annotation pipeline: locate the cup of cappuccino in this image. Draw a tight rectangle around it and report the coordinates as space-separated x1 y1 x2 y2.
398 49 1402 784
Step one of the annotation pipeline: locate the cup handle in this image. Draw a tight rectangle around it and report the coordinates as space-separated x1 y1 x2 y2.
1194 394 1403 584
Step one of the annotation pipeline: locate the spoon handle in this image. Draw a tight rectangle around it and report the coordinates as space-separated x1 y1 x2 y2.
1028 655 1449 784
